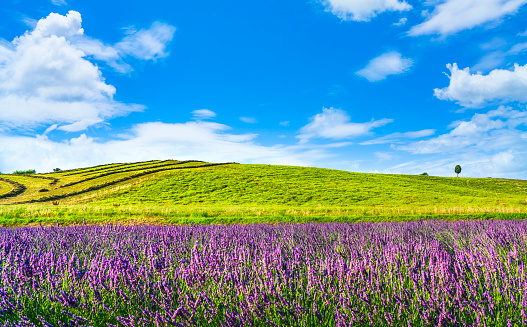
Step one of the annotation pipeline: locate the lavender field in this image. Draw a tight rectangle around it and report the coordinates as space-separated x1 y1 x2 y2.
1 220 527 326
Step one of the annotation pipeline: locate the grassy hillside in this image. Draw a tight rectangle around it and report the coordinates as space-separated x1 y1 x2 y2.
0 160 526 226
95 164 527 207
0 160 231 205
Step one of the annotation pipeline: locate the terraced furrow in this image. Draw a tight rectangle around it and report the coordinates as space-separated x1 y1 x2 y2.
0 181 7 194
79 160 204 177
61 160 164 176
0 181 9 196
26 175 59 186
0 177 27 200
15 162 236 204
59 161 210 188
40 163 127 176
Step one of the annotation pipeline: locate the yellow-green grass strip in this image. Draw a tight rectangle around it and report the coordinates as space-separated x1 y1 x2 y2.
77 159 193 177
63 160 168 177
12 162 237 204
60 160 213 188
1 204 526 227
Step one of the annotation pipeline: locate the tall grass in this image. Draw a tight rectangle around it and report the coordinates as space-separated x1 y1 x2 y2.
0 204 526 227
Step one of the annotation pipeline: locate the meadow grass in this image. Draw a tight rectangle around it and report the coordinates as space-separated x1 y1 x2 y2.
92 164 527 207
0 203 525 227
0 160 526 226
0 180 12 195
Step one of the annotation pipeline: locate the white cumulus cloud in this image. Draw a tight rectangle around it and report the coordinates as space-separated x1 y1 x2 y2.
410 0 527 36
321 0 411 22
0 11 175 132
383 106 527 178
434 63 527 107
356 51 413 82
397 106 527 154
0 120 337 173
297 107 392 143
382 112 527 178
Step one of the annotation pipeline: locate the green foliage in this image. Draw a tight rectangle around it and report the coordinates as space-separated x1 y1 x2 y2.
53 168 61 172
455 165 462 177
420 172 429 176
12 169 36 175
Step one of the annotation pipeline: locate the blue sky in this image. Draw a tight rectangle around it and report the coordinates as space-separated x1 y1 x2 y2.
1 0 527 178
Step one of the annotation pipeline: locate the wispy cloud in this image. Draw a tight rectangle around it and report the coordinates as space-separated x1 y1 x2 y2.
115 22 176 61
192 109 216 120
51 0 67 6
409 0 527 36
361 129 436 145
240 117 258 124
356 51 413 82
321 0 411 22
0 119 347 173
375 152 397 161
297 107 392 143
393 17 407 26
473 41 527 72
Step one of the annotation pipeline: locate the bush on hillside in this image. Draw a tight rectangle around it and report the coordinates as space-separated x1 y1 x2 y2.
12 169 36 175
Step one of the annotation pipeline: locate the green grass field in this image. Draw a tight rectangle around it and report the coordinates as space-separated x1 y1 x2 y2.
1 160 526 226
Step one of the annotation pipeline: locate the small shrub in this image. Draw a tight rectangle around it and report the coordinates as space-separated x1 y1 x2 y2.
12 169 36 175
420 172 428 176
53 168 61 172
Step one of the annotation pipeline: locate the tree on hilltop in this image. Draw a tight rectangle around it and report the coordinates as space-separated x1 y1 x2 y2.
455 165 462 177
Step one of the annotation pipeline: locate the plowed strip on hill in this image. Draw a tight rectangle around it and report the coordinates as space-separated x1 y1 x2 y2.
79 160 205 177
62 160 166 176
0 180 12 196
60 161 210 188
0 177 27 200
12 162 236 204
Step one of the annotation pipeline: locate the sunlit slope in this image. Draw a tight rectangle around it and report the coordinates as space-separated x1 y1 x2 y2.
95 164 527 208
2 161 527 212
0 160 234 205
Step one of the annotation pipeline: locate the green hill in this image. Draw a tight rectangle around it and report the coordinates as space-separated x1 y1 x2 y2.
0 160 526 226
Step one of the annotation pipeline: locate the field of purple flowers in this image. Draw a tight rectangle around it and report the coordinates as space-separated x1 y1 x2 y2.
1 220 527 326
